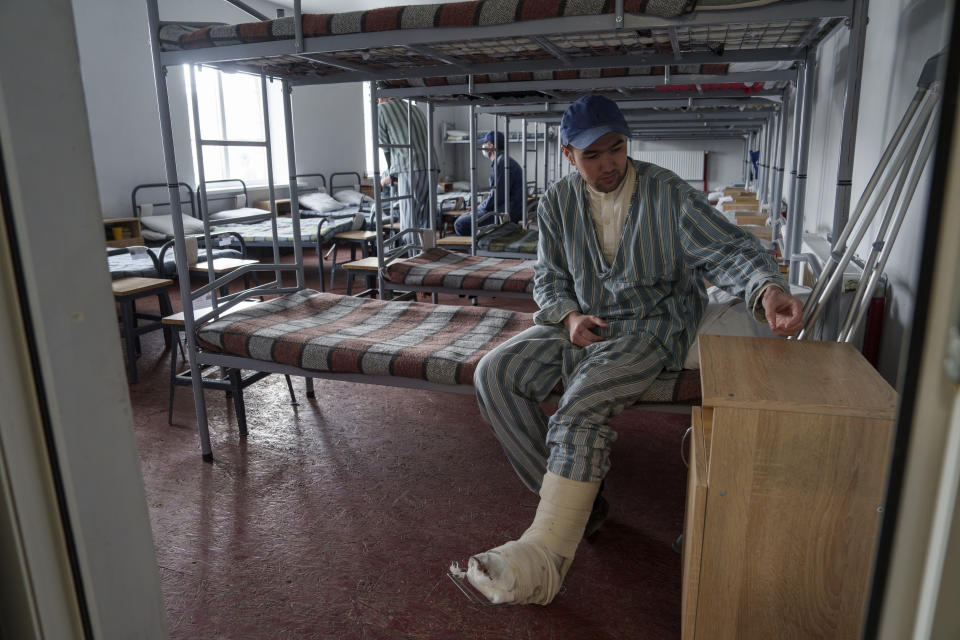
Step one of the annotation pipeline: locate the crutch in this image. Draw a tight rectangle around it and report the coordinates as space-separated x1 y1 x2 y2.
796 52 944 340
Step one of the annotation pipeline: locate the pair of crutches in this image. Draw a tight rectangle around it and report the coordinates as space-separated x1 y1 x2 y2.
798 52 945 342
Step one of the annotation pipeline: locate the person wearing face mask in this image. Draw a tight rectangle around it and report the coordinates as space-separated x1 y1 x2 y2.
462 94 804 606
453 130 525 236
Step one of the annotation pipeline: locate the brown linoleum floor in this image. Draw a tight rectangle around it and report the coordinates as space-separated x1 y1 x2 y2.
124 248 688 639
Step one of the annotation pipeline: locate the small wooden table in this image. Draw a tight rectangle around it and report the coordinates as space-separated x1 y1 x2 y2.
341 256 384 297
162 300 295 432
440 208 467 236
112 277 173 383
683 335 897 639
329 230 378 291
104 217 143 249
735 214 769 227
436 234 472 251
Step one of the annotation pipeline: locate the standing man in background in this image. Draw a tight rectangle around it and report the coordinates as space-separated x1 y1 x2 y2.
454 130 525 236
377 96 434 240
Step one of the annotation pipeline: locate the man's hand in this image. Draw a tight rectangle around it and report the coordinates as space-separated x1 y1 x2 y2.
563 311 609 347
380 175 393 188
762 286 803 337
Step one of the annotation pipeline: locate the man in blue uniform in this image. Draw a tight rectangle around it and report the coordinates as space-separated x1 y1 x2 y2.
463 95 803 605
454 130 525 236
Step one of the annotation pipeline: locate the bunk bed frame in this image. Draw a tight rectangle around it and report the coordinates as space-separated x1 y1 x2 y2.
146 0 867 458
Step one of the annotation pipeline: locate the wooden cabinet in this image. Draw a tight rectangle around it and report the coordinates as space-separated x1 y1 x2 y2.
253 197 291 215
683 335 897 640
104 217 142 248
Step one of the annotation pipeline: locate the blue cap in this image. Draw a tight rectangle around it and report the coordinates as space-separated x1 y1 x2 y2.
560 95 630 148
479 130 505 147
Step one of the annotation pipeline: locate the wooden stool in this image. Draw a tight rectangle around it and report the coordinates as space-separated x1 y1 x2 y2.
435 234 472 252
162 300 297 433
439 209 467 237
341 256 382 297
327 230 377 290
190 257 260 296
112 277 173 384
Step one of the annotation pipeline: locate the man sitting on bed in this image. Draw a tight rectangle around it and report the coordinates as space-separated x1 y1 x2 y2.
454 130 525 236
463 94 803 605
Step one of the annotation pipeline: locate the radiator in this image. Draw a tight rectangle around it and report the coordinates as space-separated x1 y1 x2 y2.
632 150 705 181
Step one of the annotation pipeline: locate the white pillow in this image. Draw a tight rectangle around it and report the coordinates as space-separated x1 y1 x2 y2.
299 191 345 213
331 189 372 206
140 214 205 238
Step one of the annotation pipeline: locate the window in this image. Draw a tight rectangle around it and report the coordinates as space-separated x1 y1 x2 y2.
184 65 288 187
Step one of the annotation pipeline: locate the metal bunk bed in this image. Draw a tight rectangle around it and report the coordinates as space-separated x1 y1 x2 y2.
146 0 866 458
467 98 780 253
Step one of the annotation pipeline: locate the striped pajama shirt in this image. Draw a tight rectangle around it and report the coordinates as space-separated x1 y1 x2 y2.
475 159 788 491
377 99 433 236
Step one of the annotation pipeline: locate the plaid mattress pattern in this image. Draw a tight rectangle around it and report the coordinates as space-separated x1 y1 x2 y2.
108 247 244 280
477 222 539 255
196 289 533 385
195 289 701 405
160 0 698 51
211 213 363 247
382 248 535 293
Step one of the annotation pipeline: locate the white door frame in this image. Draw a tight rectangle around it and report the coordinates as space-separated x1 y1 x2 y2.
0 0 167 636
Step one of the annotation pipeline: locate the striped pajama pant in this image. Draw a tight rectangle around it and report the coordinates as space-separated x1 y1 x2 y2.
474 324 668 493
397 169 432 243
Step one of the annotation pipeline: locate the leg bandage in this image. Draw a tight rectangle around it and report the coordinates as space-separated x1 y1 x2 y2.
466 472 600 605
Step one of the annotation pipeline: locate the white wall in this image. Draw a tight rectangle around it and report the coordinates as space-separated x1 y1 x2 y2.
291 83 366 183
849 0 950 386
632 139 746 192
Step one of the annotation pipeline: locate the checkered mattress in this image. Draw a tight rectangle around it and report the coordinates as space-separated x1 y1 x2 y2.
107 248 242 280
196 289 532 385
211 213 364 247
382 248 535 294
477 222 538 255
195 289 702 405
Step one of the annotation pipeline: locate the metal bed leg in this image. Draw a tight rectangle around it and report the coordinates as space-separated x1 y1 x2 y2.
320 244 327 293
131 298 142 357
305 377 315 398
329 243 339 291
229 368 247 436
159 290 173 348
284 374 297 404
346 271 355 296
120 298 139 383
168 333 179 425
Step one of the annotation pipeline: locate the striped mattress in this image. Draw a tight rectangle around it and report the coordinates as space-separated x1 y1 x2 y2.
195 289 702 406
381 248 535 294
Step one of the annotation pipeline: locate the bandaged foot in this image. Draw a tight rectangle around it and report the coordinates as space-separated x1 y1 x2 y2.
465 472 601 605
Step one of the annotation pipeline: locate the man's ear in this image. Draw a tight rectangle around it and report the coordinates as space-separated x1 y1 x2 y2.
561 145 576 167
